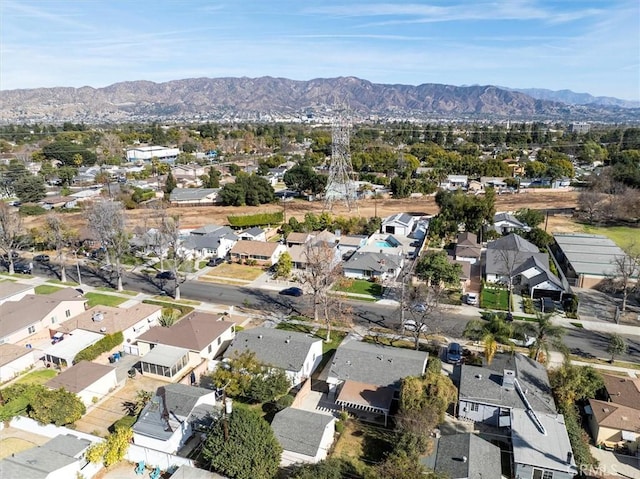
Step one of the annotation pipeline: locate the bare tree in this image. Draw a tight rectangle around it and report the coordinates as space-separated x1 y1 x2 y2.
607 242 640 313
404 284 447 350
86 201 129 291
44 213 75 283
493 248 523 313
0 203 26 274
160 213 187 300
299 241 342 341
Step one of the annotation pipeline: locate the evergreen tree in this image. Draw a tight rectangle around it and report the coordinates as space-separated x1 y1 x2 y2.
164 171 177 194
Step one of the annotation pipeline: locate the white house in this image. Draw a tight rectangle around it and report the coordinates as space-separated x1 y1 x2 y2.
224 328 323 387
42 329 104 368
55 304 162 346
229 241 286 265
0 343 35 382
133 384 219 454
180 226 238 260
45 361 118 407
491 212 530 235
169 188 220 206
0 289 87 345
381 213 416 236
237 227 266 242
440 175 468 190
126 146 180 163
271 408 336 466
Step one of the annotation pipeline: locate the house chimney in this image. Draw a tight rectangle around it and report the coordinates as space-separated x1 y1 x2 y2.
566 452 573 464
503 369 516 390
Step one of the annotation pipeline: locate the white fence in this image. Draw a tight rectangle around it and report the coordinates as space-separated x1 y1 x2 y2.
126 444 194 472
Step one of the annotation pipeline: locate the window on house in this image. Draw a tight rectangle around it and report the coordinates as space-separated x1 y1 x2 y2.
51 317 56 324
469 403 479 412
532 469 553 479
65 309 71 318
217 337 221 345
28 325 36 334
208 344 212 353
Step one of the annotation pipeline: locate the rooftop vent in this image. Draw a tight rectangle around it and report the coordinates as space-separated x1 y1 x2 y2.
476 374 482 380
503 369 516 389
258 334 263 339
285 339 290 344
92 312 104 322
462 456 468 463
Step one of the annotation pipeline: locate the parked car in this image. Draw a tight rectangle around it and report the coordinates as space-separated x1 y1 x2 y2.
411 303 427 313
466 292 478 306
13 262 32 274
207 257 224 267
446 342 463 364
156 270 176 280
1 251 19 261
403 319 426 332
34 254 50 262
279 287 303 297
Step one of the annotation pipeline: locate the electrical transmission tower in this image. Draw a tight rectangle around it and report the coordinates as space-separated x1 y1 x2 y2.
324 114 357 211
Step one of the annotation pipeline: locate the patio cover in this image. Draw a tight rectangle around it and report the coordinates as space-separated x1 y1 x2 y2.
43 330 103 366
336 380 394 426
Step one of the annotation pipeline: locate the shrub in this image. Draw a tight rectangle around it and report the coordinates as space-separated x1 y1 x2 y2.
74 332 124 363
227 211 283 228
19 204 46 216
335 420 345 434
523 298 535 314
273 394 294 412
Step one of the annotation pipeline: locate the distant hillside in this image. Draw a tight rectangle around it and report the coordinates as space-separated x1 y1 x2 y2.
1 76 637 123
511 87 639 109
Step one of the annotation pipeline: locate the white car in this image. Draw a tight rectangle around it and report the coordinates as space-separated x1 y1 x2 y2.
403 319 426 332
466 293 478 306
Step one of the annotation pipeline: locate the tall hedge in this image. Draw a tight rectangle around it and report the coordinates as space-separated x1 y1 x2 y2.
227 211 283 228
74 331 124 363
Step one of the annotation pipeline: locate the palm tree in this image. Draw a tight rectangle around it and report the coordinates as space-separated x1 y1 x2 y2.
483 333 498 365
528 312 566 363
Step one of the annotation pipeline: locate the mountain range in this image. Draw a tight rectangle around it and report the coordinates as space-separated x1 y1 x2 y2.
1 76 638 124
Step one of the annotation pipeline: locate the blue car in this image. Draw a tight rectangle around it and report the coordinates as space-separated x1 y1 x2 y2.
446 343 463 364
279 287 303 297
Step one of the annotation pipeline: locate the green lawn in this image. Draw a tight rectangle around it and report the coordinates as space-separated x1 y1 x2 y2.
317 329 347 354
84 292 127 308
275 322 314 334
582 225 640 250
34 284 64 295
481 287 509 311
10 369 57 386
333 279 383 297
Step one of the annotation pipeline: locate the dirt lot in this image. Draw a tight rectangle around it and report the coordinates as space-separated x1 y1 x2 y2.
74 375 167 437
24 188 579 231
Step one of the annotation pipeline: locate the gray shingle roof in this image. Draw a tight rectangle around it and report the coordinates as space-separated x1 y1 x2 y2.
133 384 216 441
485 250 548 276
494 212 527 228
242 227 264 236
458 353 557 414
271 408 334 457
191 224 224 235
344 251 402 273
0 434 90 478
513 255 564 290
225 328 320 372
325 339 428 389
182 227 238 250
430 433 502 479
487 233 539 253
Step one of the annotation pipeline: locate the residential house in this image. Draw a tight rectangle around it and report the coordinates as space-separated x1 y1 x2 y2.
0 282 35 306
133 383 219 454
0 289 87 345
485 233 547 284
169 188 220 206
0 343 35 382
441 175 468 190
45 361 117 407
454 232 481 264
359 233 413 256
190 224 224 236
343 251 403 281
40 195 78 210
237 227 266 242
381 213 416 236
600 374 640 410
130 227 171 257
480 176 508 190
587 399 640 451
0 434 95 479
224 327 322 387
171 164 207 187
136 312 236 381
287 233 342 271
422 433 502 479
181 226 238 260
511 409 578 479
271 408 336 467
229 241 286 265
336 234 368 258
512 255 565 300
285 232 313 247
54 303 162 346
42 329 104 367
551 233 636 289
320 339 428 425
491 212 530 235
457 353 557 426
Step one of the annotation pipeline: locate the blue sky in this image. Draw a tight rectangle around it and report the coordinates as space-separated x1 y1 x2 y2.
1 1 638 100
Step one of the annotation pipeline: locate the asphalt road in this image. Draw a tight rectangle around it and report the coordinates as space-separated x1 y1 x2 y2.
20 260 640 364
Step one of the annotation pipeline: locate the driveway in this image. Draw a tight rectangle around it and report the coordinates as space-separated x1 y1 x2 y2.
74 375 167 437
590 446 640 479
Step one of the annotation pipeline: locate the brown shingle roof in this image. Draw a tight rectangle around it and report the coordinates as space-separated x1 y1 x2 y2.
137 312 234 351
0 293 86 338
230 241 281 257
601 374 640 410
55 304 161 335
589 398 640 433
286 232 311 244
0 282 35 301
45 360 115 393
0 343 33 367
